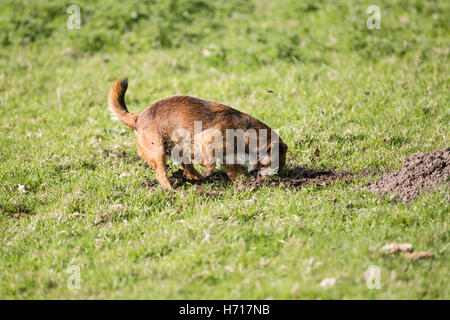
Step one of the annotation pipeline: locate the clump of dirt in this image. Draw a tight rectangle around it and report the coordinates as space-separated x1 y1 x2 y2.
368 148 450 202
102 149 128 158
139 179 160 189
102 149 148 167
1 202 34 218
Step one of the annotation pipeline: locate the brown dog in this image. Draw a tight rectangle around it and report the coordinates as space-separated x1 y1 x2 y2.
108 79 287 190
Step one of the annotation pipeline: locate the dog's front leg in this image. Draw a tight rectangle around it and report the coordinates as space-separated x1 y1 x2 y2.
180 163 203 181
223 164 244 182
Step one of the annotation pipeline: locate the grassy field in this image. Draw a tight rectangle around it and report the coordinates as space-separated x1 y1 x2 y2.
0 0 449 299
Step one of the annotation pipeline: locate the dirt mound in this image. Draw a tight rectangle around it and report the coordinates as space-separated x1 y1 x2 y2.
368 148 450 202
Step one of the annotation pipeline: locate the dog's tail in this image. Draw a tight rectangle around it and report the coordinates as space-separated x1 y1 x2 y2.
108 78 138 130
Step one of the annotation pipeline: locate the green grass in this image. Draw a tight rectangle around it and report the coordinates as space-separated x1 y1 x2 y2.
0 0 449 299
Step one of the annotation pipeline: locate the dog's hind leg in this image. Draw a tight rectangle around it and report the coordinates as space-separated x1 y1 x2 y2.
151 156 172 190
137 133 173 190
142 152 172 190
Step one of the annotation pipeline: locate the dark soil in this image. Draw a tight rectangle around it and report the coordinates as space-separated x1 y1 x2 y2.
241 166 353 191
102 149 128 158
367 148 450 202
165 165 353 191
139 149 449 203
102 149 148 167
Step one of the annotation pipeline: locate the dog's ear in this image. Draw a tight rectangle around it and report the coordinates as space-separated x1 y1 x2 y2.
269 140 282 155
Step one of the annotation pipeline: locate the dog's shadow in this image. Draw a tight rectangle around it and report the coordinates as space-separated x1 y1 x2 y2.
170 165 352 190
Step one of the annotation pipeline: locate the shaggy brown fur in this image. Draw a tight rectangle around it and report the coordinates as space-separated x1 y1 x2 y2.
108 78 287 190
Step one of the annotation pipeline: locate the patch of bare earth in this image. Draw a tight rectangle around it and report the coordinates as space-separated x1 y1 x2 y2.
102 149 146 166
162 166 353 192
367 148 450 203
240 166 352 191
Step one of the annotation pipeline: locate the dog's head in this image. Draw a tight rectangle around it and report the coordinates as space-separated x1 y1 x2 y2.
250 139 287 176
